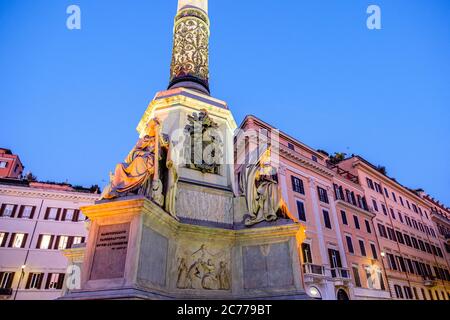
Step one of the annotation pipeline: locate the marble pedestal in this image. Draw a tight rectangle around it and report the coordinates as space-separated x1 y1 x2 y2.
61 197 309 300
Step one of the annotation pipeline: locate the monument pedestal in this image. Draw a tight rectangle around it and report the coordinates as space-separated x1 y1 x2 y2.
62 197 308 300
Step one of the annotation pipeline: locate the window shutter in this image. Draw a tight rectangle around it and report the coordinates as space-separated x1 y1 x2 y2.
56 208 62 221
73 210 80 222
10 205 18 218
45 273 52 289
0 204 6 217
21 234 28 248
8 233 16 247
44 208 50 220
29 206 36 219
57 273 65 290
36 273 44 289
53 236 60 250
67 236 74 249
49 235 55 249
36 235 43 249
25 273 32 289
1 232 8 247
62 209 67 221
6 272 15 289
17 206 25 218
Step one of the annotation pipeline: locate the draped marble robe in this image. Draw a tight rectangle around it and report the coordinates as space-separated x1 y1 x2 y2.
240 149 298 226
100 135 156 200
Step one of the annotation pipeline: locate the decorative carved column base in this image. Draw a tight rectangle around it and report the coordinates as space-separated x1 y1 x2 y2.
60 197 309 300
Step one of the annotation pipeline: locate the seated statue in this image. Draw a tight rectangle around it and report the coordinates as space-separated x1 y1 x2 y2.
100 119 165 201
240 148 298 226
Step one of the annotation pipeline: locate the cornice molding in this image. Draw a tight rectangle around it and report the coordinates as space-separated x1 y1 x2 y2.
0 185 99 202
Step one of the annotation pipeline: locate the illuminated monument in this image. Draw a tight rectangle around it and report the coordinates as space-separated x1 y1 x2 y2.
63 0 308 300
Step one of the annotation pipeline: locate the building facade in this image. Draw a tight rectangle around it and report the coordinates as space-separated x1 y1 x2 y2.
339 156 450 300
236 116 390 300
0 178 98 300
0 148 24 179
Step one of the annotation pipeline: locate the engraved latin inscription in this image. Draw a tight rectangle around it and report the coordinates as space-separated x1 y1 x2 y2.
90 223 130 280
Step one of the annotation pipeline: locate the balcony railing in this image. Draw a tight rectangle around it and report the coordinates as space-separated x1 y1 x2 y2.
0 288 13 296
303 263 326 276
331 267 351 280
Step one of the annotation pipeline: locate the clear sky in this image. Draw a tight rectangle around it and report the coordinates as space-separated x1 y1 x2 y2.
0 0 449 205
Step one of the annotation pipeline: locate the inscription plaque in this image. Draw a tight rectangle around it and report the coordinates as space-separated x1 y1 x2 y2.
90 223 130 280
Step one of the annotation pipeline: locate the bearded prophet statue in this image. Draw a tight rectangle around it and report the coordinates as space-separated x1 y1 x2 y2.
240 148 298 226
100 119 172 207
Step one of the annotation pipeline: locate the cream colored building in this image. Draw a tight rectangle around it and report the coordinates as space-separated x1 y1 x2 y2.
0 179 98 300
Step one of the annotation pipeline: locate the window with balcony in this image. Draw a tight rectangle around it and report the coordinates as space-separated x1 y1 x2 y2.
301 243 312 264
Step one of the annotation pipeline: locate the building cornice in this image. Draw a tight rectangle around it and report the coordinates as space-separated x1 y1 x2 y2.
278 145 335 179
0 184 99 202
350 157 430 208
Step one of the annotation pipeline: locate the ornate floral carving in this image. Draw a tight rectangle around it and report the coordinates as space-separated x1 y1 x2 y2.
170 8 210 89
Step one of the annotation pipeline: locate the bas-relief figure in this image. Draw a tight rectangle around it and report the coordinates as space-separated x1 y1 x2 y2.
239 148 298 226
100 118 179 219
176 244 231 291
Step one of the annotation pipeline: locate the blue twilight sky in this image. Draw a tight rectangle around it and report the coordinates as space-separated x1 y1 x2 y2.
0 0 449 205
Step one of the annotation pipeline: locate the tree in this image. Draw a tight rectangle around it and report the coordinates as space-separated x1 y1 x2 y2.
328 152 347 165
